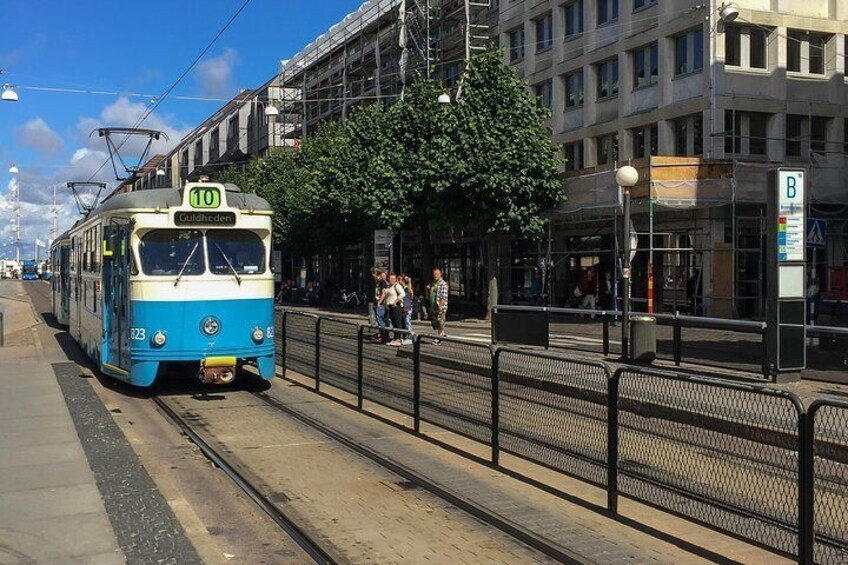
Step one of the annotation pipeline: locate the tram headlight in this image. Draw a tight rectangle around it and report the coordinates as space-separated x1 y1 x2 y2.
152 331 167 347
251 327 265 343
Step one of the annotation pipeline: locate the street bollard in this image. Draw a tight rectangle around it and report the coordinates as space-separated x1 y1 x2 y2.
0 311 4 347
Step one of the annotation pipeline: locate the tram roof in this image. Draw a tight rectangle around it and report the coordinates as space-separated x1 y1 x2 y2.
95 185 273 215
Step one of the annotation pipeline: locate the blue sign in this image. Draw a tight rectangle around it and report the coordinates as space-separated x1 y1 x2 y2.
807 218 826 248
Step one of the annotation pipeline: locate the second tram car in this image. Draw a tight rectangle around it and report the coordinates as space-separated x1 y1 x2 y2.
51 182 276 387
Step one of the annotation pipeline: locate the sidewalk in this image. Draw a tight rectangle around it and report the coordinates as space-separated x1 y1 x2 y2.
0 281 200 564
277 303 848 396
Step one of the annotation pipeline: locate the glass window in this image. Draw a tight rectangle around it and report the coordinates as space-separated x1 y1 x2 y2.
786 115 802 156
811 116 828 154
674 117 688 156
597 58 619 98
749 113 768 155
787 32 802 72
139 229 204 276
675 35 689 75
634 0 656 9
563 142 583 171
725 26 741 67
207 230 266 275
535 80 553 110
693 29 704 71
598 0 617 25
596 133 619 165
633 43 658 87
750 28 767 69
564 0 583 37
536 14 553 52
509 28 525 61
632 124 658 158
565 70 584 107
809 35 825 74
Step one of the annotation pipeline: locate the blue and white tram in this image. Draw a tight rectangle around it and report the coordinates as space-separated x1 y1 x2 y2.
52 182 276 387
50 231 72 325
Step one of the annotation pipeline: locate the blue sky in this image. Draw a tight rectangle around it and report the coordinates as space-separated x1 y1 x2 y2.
0 0 364 260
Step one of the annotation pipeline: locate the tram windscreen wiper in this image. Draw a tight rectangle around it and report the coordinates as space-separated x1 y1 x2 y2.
173 242 199 287
214 243 242 286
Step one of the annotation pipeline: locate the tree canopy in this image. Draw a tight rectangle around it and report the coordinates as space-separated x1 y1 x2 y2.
216 48 564 256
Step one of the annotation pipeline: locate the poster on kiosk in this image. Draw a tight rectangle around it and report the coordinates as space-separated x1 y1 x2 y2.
767 168 807 379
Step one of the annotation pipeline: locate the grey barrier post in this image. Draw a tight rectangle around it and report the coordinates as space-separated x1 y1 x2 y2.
491 348 500 466
673 314 682 366
314 317 321 391
413 336 421 432
357 325 365 409
0 311 4 347
602 314 610 356
280 310 287 379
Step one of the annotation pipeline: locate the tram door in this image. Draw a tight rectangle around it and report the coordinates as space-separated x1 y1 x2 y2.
102 224 130 371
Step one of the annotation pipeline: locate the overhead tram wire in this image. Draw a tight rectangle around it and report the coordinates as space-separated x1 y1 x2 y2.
86 0 255 183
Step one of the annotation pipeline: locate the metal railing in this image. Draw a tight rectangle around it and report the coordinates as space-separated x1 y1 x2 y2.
277 308 848 563
492 305 848 379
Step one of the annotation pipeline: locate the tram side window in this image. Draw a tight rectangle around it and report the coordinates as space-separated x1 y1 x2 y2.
206 230 266 275
139 230 204 276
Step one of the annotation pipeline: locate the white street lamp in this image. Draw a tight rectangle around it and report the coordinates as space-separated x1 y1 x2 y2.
8 165 19 174
2 84 18 102
616 165 639 360
264 104 279 117
437 92 451 104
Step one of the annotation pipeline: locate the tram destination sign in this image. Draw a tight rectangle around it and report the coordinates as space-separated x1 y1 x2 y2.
174 210 236 226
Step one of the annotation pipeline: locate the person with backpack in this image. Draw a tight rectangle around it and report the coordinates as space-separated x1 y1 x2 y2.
384 273 406 346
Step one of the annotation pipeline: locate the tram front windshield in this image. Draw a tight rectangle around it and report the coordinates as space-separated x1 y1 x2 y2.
206 230 266 275
139 229 204 276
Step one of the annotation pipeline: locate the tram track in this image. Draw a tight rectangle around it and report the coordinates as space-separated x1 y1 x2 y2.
250 390 583 564
151 395 336 565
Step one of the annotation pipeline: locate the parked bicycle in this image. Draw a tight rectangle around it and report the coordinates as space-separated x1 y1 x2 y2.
336 289 366 309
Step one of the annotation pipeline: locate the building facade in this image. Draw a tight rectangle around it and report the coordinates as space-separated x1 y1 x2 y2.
121 0 848 320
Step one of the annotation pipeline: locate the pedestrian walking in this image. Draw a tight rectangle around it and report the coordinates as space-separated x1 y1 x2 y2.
428 267 449 342
384 273 406 346
401 276 416 345
372 269 390 343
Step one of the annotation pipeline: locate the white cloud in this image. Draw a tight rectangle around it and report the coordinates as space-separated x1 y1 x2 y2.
14 118 64 157
195 48 239 97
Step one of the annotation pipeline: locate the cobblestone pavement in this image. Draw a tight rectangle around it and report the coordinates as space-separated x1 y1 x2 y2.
163 389 557 564
267 374 790 564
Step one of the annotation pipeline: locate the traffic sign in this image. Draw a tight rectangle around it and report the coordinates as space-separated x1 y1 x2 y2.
807 218 826 248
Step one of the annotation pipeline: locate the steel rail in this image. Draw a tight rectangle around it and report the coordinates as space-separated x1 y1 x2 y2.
251 391 585 565
151 396 336 565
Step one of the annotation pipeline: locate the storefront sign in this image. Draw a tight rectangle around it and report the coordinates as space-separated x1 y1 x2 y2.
374 229 392 270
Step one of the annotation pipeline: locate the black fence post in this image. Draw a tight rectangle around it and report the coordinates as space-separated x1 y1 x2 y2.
491 307 498 346
491 347 500 466
673 316 682 366
602 314 610 356
280 310 287 380
544 309 551 350
607 369 621 513
357 325 364 410
314 317 321 391
798 409 815 565
413 336 421 432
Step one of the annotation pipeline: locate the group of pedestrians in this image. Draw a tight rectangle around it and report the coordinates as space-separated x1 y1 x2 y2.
371 267 449 345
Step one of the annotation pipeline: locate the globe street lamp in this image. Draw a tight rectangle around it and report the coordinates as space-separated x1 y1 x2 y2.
616 165 639 360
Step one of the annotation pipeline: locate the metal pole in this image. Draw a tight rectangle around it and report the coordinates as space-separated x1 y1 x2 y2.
0 312 4 347
621 186 631 361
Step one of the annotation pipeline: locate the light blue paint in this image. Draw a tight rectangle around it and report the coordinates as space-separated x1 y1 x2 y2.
106 298 276 387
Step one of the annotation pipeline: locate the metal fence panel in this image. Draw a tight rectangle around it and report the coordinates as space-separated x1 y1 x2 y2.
616 368 803 558
360 325 415 416
811 400 848 565
317 318 360 395
497 349 610 486
284 311 318 379
418 336 493 444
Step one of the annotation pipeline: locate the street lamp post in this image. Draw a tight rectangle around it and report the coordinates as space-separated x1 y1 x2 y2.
616 165 639 361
